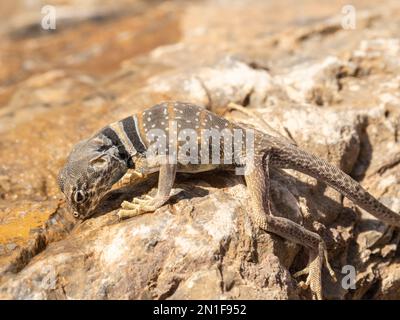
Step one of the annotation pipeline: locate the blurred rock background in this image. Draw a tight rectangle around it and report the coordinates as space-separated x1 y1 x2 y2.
0 0 399 299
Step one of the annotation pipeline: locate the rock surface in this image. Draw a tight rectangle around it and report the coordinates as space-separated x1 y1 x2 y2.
0 0 399 299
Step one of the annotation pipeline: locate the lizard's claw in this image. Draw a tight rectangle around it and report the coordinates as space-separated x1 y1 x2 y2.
130 194 154 205
294 251 323 300
117 195 161 220
293 244 336 300
117 208 142 220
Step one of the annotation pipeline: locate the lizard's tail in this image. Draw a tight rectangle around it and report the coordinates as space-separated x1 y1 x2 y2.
268 139 400 227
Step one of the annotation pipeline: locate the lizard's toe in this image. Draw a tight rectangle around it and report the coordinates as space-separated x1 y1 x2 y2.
121 200 139 209
131 195 155 205
119 199 158 219
293 266 310 278
117 208 141 219
294 250 323 300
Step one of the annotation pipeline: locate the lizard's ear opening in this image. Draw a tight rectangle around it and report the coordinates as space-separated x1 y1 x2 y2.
91 136 112 151
89 154 109 169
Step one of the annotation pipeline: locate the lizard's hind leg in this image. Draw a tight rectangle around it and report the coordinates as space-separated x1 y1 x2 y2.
244 154 336 300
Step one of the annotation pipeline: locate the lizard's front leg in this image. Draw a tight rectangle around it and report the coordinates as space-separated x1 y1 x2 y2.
244 154 336 300
118 163 177 219
113 169 146 189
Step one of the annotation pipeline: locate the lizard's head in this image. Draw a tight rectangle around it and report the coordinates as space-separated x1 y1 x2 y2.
58 134 128 220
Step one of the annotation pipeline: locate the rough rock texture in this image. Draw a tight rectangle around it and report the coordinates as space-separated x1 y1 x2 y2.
0 0 400 299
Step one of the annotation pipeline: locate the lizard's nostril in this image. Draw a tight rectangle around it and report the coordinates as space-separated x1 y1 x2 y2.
73 211 79 218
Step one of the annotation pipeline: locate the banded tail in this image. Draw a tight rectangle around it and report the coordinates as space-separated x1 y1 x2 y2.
268 137 400 227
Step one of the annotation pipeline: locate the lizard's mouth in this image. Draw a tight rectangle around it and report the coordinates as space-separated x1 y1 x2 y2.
70 201 92 220
73 211 92 220
74 202 101 220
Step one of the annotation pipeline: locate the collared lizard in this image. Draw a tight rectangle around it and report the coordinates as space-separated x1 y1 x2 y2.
58 101 400 299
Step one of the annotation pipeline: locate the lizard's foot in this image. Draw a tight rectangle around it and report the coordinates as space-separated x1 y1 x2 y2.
293 244 336 300
294 253 323 300
117 195 162 220
127 194 154 205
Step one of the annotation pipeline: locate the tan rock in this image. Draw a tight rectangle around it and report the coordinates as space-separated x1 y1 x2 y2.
1 0 400 300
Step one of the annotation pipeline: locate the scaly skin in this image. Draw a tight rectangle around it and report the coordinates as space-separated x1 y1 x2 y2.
58 101 400 299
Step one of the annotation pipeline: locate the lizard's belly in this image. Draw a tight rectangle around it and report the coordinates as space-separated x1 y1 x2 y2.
134 154 222 174
176 163 220 173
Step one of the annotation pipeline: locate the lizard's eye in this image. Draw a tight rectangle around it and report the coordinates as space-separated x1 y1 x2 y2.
74 190 87 203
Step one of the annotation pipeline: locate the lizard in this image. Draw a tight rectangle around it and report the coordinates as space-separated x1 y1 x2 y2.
58 101 400 299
